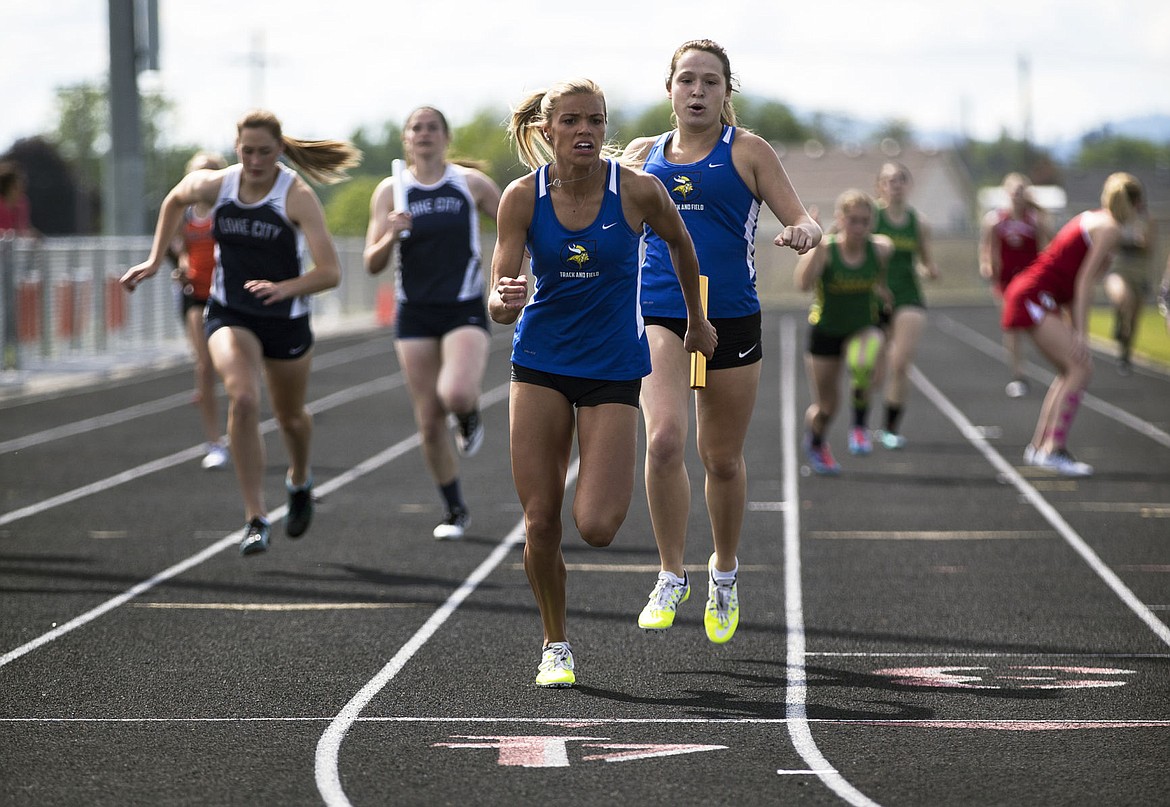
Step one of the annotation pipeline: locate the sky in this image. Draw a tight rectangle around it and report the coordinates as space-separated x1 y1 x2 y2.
4 0 1169 158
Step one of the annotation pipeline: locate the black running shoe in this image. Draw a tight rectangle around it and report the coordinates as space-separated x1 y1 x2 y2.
240 517 271 556
286 479 314 538
455 410 484 457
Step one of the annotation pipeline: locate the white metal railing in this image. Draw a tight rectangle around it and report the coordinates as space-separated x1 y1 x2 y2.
0 235 386 374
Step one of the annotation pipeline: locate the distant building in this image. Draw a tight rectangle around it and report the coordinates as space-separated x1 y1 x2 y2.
771 140 976 235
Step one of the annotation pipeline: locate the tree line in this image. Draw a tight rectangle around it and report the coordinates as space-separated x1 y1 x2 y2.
4 82 1167 237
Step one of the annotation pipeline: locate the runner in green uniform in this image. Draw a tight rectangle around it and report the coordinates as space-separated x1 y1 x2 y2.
871 161 938 449
796 189 893 475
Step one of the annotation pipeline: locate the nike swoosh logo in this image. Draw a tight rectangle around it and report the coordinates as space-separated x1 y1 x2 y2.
289 344 308 357
708 163 725 168
601 222 617 230
738 344 758 358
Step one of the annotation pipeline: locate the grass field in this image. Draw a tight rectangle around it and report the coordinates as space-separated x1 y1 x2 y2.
1089 305 1170 367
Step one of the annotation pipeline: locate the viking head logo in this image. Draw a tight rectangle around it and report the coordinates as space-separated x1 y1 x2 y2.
672 173 697 201
563 242 593 268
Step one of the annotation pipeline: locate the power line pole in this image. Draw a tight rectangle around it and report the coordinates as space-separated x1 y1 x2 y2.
1018 53 1033 170
105 0 158 235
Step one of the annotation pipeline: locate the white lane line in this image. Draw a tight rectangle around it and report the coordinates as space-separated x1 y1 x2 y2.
0 390 200 454
504 563 774 573
4 717 1169 728
934 314 1170 449
314 461 580 807
0 531 241 668
910 364 1170 648
0 338 394 456
780 315 882 806
807 652 1170 659
0 380 510 668
131 603 417 611
808 530 1051 540
0 374 405 528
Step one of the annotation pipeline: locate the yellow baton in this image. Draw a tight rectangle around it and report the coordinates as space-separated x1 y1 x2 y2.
689 274 709 390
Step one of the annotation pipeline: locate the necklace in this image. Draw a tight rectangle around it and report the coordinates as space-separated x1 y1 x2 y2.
550 160 604 188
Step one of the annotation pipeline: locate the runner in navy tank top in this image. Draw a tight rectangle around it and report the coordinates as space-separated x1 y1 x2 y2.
122 109 359 556
365 107 502 541
622 40 820 645
490 78 716 689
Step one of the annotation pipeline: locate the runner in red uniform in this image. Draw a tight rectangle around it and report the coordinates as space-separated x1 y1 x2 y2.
1002 173 1143 477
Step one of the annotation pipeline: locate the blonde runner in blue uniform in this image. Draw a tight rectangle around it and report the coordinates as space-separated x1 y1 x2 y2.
490 78 716 688
622 40 820 643
365 107 501 540
122 110 359 556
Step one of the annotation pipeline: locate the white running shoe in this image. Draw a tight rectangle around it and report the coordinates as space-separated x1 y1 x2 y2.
1005 379 1029 398
433 509 469 540
1038 448 1093 478
201 442 229 470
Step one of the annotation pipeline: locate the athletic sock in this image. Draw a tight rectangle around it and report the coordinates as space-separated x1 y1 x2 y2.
853 396 868 428
885 404 903 434
439 479 466 514
711 558 738 585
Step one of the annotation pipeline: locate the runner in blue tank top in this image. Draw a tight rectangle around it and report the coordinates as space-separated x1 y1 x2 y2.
489 78 716 689
621 40 821 645
122 109 359 556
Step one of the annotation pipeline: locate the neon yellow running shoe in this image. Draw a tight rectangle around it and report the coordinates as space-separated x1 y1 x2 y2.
535 642 575 688
703 554 739 644
638 572 690 630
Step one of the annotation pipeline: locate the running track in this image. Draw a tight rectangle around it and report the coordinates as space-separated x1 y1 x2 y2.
1 304 1167 806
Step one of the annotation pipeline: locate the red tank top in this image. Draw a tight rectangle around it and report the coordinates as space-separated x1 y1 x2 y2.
1019 212 1091 306
183 207 216 299
993 208 1040 282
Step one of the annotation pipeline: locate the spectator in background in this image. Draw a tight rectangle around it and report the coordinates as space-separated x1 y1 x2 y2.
979 172 1052 396
871 161 938 449
1103 189 1151 374
171 151 230 470
364 106 502 541
0 160 36 237
122 110 360 555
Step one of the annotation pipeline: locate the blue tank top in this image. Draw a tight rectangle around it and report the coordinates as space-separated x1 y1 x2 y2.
211 163 308 319
640 126 761 318
511 159 649 381
397 163 484 305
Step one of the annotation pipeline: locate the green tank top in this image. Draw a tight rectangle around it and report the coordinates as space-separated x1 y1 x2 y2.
874 206 924 308
808 237 881 337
